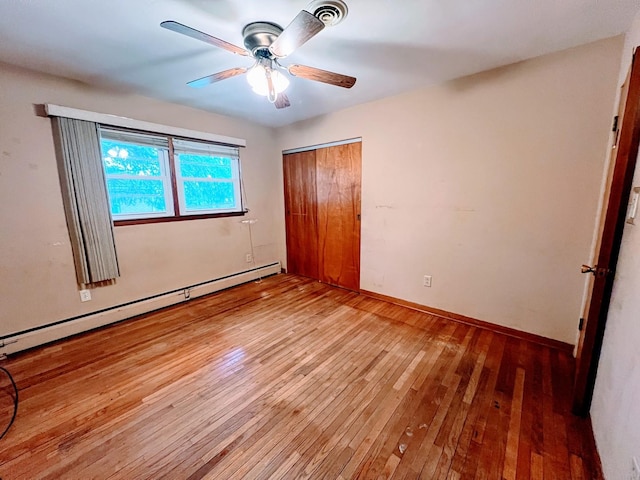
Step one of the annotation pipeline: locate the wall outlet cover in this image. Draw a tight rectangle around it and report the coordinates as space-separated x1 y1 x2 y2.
79 289 91 302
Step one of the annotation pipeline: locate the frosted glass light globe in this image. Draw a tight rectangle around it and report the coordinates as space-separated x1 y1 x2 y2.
247 65 290 97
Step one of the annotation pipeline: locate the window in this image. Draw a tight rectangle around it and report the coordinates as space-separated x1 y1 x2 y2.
99 128 243 223
173 139 241 215
100 129 174 220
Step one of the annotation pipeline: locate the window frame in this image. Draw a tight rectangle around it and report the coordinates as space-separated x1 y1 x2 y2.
173 139 243 216
98 126 246 226
102 142 175 221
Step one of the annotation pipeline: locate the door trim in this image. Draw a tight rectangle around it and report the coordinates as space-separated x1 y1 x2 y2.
572 47 640 415
282 137 362 155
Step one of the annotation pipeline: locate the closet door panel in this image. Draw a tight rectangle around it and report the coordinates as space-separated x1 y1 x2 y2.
283 150 319 279
316 142 361 291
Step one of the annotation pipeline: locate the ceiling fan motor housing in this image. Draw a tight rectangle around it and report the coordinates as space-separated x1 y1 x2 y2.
306 0 348 26
242 22 283 54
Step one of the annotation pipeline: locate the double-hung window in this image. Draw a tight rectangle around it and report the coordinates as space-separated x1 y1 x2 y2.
100 129 174 220
173 139 242 215
99 127 243 224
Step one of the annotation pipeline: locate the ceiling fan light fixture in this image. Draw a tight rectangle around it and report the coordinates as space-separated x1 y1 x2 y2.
163 4 356 110
247 62 290 102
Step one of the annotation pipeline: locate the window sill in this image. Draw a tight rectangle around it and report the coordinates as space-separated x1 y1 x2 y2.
114 210 247 226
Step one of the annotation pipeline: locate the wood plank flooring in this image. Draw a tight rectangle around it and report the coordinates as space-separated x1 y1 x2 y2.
0 274 602 479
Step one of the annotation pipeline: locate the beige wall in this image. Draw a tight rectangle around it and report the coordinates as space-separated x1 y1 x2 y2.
591 11 640 480
276 37 623 344
0 34 627 365
0 28 635 476
0 63 285 341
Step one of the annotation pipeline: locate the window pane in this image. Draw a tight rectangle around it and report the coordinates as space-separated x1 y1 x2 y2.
101 140 162 176
106 179 168 215
100 136 172 219
183 181 236 211
178 154 233 179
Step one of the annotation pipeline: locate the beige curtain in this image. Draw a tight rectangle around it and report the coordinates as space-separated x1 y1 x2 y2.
52 117 120 284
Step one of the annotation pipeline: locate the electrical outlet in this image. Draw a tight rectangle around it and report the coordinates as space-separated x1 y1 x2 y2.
79 289 91 302
632 457 640 480
245 253 253 263
423 275 432 287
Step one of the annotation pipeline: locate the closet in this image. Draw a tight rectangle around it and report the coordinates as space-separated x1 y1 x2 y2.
283 141 361 291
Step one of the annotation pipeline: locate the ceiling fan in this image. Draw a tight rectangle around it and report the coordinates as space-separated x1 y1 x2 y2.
161 0 356 109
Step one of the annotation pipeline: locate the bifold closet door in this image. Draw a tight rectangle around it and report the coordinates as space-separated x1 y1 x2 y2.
283 150 319 279
316 142 361 291
283 141 361 291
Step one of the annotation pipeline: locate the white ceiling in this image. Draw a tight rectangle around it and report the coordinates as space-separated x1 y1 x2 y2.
0 0 638 127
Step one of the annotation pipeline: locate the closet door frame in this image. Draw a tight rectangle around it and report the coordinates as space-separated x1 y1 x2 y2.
282 138 362 291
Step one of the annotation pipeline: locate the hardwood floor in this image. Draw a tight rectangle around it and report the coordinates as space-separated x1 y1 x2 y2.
0 274 602 479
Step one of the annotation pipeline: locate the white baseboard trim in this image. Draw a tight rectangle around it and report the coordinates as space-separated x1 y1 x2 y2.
1 263 281 357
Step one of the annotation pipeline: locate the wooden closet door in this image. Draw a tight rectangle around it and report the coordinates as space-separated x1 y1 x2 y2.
283 150 319 279
316 142 361 291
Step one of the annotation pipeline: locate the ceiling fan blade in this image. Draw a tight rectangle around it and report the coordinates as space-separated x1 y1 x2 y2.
268 11 325 58
161 20 250 57
275 92 291 109
288 64 356 89
187 67 248 88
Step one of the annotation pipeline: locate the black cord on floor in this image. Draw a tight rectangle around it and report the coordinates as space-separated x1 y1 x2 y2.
0 366 18 440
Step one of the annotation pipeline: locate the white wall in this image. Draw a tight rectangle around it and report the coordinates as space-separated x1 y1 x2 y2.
276 37 623 345
0 63 285 347
591 12 640 480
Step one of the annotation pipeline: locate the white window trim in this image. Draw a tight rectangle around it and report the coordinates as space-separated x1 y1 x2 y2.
45 104 246 148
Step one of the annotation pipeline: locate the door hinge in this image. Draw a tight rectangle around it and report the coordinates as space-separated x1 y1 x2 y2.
612 115 619 132
578 318 584 331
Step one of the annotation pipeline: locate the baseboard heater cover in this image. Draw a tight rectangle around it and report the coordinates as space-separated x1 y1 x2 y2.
1 263 281 356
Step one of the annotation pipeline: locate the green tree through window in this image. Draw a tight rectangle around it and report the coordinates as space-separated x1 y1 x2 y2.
99 128 243 222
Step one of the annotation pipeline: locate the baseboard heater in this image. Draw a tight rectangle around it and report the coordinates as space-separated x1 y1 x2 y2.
0 262 281 357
